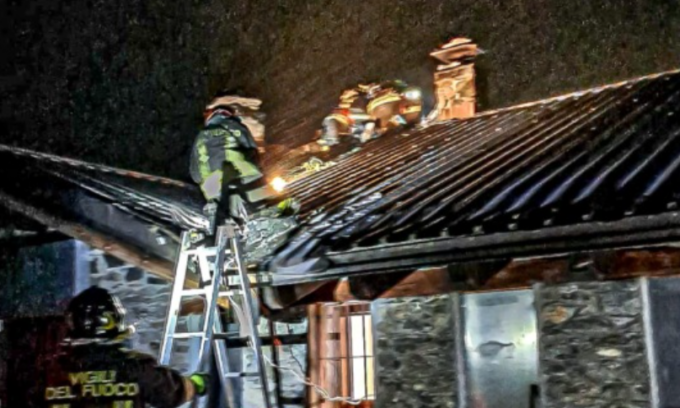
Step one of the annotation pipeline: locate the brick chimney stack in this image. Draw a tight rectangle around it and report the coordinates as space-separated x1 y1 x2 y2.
429 38 481 121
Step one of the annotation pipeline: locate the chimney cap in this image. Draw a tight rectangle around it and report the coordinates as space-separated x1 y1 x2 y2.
430 37 480 64
442 37 473 49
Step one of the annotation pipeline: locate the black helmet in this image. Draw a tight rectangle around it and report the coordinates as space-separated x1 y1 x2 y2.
65 286 133 342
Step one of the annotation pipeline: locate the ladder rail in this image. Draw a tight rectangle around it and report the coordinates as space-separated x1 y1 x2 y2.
230 226 273 408
159 231 192 366
195 226 229 367
268 320 284 408
212 318 236 408
191 227 229 408
160 223 281 408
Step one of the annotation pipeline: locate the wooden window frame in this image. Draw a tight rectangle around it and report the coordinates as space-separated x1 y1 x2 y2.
308 303 375 408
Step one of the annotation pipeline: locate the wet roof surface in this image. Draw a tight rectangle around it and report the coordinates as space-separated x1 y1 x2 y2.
0 144 204 229
271 70 680 282
0 144 204 264
3 70 680 285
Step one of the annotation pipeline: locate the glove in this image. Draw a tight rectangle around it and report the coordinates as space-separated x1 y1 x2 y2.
189 372 209 396
277 198 300 217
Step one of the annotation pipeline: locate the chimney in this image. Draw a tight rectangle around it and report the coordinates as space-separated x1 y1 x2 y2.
429 38 481 121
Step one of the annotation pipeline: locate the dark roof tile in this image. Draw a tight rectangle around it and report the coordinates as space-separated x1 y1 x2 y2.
272 70 680 279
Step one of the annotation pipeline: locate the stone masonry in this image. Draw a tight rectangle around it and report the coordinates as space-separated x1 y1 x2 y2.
372 295 458 408
1 238 663 408
87 249 197 372
536 281 650 408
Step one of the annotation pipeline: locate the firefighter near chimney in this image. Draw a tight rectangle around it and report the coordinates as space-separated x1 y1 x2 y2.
318 80 423 148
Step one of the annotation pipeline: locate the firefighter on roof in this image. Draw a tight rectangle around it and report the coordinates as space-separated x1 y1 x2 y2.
42 286 209 408
318 80 423 147
367 80 423 133
319 88 374 146
190 92 298 229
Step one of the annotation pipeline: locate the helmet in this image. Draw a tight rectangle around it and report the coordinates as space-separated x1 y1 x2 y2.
65 286 133 342
380 79 408 93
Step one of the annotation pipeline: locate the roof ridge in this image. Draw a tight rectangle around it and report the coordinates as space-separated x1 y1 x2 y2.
425 68 680 126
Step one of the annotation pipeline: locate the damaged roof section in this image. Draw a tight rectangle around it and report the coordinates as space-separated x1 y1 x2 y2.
272 70 680 282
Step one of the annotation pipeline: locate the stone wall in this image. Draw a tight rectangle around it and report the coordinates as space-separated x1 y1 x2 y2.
87 249 198 371
0 237 665 408
372 295 458 408
371 283 656 408
536 281 650 408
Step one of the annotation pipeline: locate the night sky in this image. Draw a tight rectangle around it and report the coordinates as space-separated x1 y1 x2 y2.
1 0 679 180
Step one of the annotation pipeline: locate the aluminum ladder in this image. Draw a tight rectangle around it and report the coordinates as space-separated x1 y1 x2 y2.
159 222 272 408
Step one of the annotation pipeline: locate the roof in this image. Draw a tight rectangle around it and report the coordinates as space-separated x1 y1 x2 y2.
0 144 314 310
3 69 680 298
271 69 680 283
0 144 204 267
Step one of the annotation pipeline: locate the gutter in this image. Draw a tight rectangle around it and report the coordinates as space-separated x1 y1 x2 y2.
273 211 680 285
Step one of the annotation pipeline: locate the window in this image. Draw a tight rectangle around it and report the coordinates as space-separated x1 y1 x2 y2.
308 303 375 407
348 311 374 400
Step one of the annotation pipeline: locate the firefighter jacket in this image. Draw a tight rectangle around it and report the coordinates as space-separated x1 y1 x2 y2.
189 111 263 201
42 344 194 408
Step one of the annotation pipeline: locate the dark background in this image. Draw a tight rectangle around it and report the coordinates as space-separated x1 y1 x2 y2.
1 0 679 180
2 317 67 407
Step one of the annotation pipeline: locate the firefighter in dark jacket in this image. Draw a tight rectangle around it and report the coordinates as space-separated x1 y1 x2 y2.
190 94 265 227
190 93 297 229
190 93 299 231
42 286 208 408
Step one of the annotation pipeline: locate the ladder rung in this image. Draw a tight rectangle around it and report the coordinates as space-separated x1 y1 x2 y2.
225 372 259 378
181 289 206 296
180 290 238 297
170 332 205 339
214 333 308 348
183 247 233 256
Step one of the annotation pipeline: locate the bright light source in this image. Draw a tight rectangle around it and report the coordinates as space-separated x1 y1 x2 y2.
404 89 422 100
271 177 287 192
520 331 537 345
